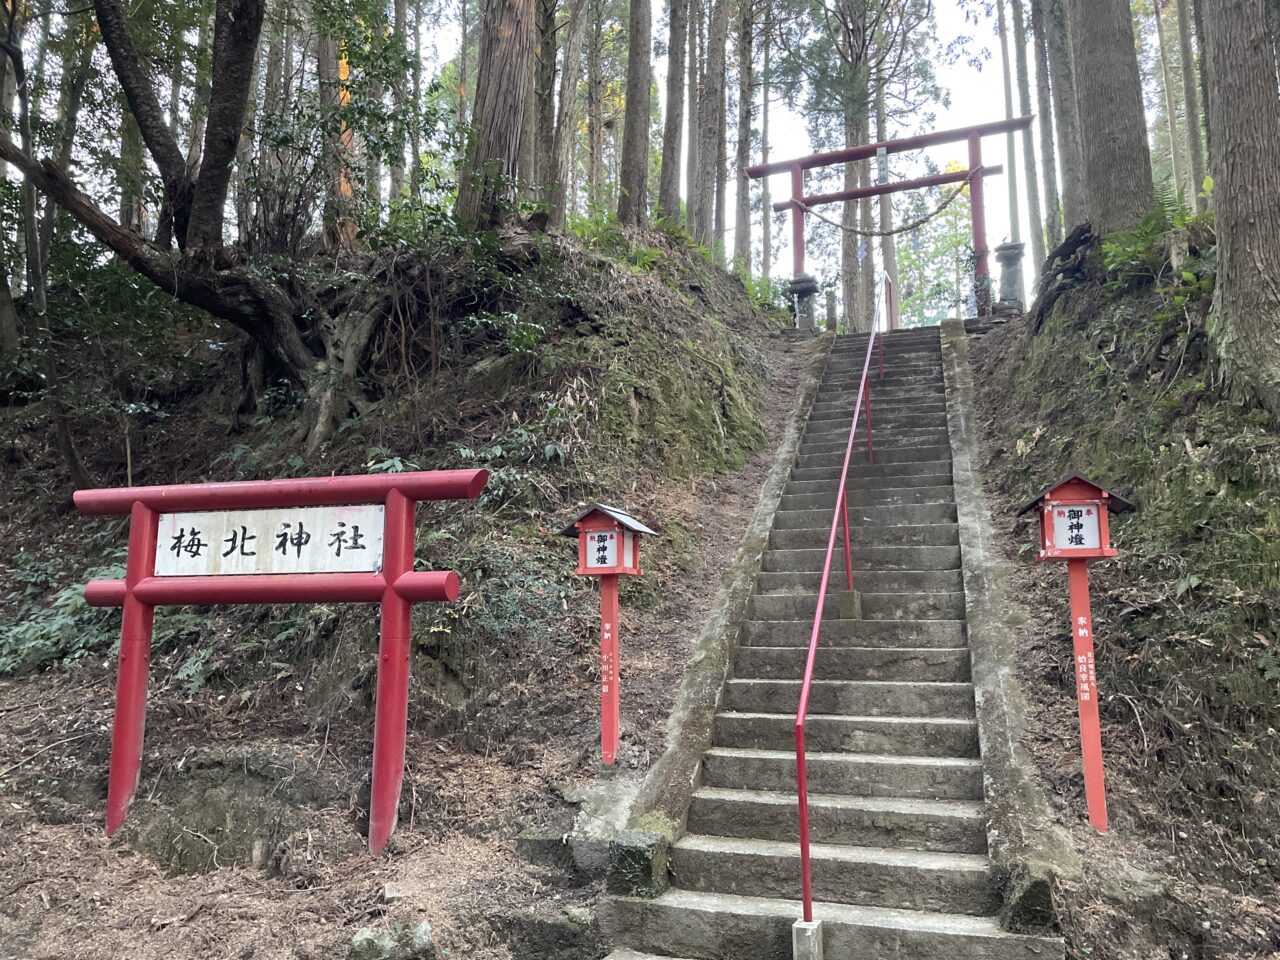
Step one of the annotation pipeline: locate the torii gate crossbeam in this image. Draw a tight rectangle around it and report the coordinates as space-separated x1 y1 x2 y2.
746 116 1034 318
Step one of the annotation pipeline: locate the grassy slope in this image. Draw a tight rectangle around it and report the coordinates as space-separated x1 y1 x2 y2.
973 237 1280 959
0 226 789 907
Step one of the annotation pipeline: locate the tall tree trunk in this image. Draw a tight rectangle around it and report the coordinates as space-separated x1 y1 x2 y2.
656 0 687 222
0 230 17 358
759 10 770 280
458 0 470 123
1070 0 1153 234
389 0 408 198
1031 0 1062 246
689 0 727 244
840 73 861 329
617 0 652 224
586 0 605 212
532 0 557 202
1046 0 1086 230
1176 0 1206 211
997 0 1022 245
858 105 874 329
875 82 897 315
1267 0 1280 79
1153 0 1184 200
1192 0 1213 174
120 108 146 232
548 0 588 229
409 0 424 197
1203 0 1280 417
457 0 535 228
714 98 726 262
685 0 702 220
732 0 752 268
1011 0 1045 271
234 36 265 244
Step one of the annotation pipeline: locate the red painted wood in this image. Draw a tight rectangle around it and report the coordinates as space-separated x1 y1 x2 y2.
74 469 488 515
370 489 416 855
85 571 459 606
746 115 1033 178
106 502 159 836
600 574 621 765
771 165 1004 212
1069 559 1109 832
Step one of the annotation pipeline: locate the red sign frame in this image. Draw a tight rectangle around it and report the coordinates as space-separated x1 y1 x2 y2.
74 469 488 854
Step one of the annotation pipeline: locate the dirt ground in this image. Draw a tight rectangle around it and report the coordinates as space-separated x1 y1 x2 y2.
0 334 817 960
970 325 1280 960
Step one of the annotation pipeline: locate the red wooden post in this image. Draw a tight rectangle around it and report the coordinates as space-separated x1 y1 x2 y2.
839 491 853 592
791 164 805 277
968 132 990 317
1068 559 1108 832
106 501 160 835
369 488 415 855
600 573 621 765
1021 473 1135 834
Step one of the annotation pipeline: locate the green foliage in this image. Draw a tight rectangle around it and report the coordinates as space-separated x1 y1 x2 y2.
0 560 124 674
989 245 1280 878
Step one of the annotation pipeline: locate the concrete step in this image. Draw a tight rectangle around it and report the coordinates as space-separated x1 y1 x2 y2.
778 486 956 511
747 591 966 621
772 503 957 529
754 569 963 595
713 710 978 756
785 473 953 494
797 446 954 468
732 644 971 682
821 374 942 391
768 524 959 549
604 890 1065 960
702 747 985 799
810 394 946 413
725 678 975 718
790 461 954 484
815 389 946 408
804 415 949 435
740 619 966 649
799 433 952 456
670 835 999 915
686 787 987 853
761 546 961 572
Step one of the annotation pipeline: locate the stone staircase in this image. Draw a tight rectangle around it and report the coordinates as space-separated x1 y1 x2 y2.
604 327 1064 960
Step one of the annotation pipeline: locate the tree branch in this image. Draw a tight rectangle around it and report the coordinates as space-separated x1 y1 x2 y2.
91 0 194 243
0 125 315 379
186 0 266 250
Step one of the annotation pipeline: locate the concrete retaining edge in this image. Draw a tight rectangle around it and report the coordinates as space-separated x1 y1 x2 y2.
939 320 1081 932
604 332 833 898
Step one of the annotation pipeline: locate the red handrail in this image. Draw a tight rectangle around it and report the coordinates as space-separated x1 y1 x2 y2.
795 305 883 923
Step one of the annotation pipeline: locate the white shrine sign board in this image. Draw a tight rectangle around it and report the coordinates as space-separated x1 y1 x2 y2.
1049 502 1102 552
154 504 386 576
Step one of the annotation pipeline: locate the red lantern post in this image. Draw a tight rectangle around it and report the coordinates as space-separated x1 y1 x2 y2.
561 504 655 765
1019 473 1135 833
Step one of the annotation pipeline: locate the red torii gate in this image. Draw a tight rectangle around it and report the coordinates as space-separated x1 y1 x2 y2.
746 116 1034 318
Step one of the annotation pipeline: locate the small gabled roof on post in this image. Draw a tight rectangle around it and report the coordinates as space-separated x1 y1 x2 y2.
1017 472 1137 517
559 503 658 538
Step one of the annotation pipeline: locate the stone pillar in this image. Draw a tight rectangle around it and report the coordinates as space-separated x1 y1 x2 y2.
994 241 1026 315
792 919 824 960
790 274 820 333
825 290 837 332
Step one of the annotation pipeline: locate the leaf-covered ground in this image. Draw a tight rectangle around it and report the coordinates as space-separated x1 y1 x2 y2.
0 227 810 958
972 236 1280 960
